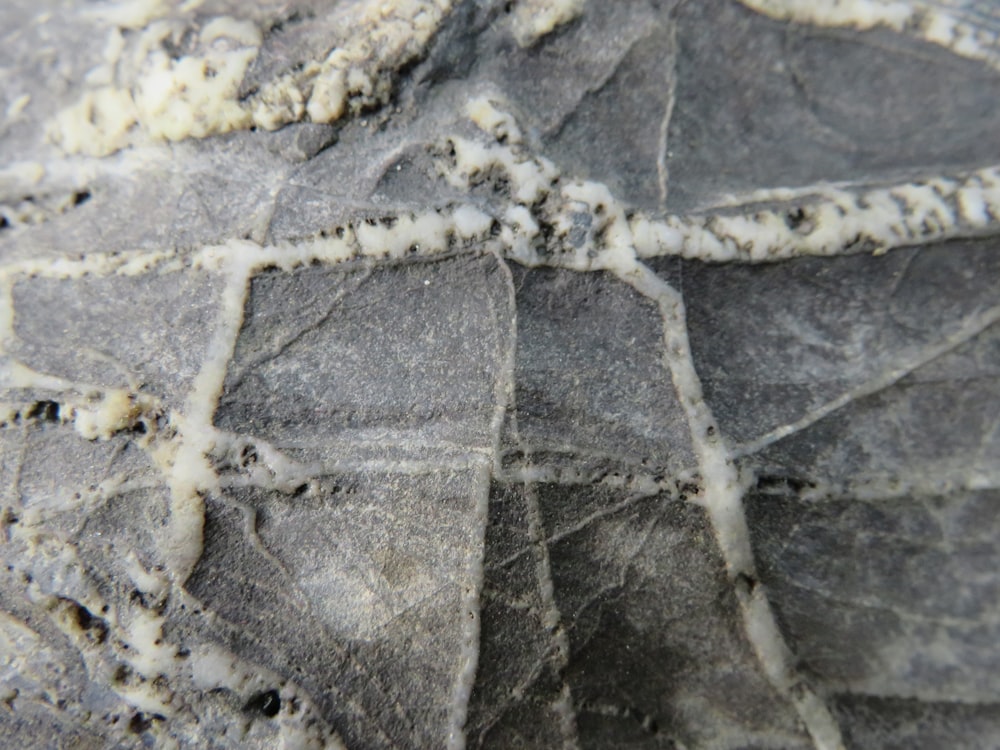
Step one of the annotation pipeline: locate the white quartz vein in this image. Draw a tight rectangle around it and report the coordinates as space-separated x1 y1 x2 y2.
506 415 582 748
435 100 849 749
446 252 517 750
656 20 678 209
8 91 1000 749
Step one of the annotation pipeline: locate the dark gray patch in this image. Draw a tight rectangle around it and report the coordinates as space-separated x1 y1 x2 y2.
216 254 511 459
505 266 693 474
665 0 1000 211
12 268 225 410
748 488 1000 699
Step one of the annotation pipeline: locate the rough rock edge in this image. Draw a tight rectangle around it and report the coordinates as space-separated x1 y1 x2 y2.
46 0 586 156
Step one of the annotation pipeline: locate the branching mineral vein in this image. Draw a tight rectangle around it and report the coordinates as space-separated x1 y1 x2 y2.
504 368 582 746
12 87 1000 743
7 10 1000 748
435 100 849 749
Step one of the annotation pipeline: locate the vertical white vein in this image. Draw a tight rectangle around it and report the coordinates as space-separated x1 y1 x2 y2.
156 243 257 585
523 478 581 750
618 260 846 750
499 276 582 748
446 251 519 750
656 20 679 209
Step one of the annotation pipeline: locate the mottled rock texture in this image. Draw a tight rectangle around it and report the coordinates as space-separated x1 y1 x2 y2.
1 1 998 748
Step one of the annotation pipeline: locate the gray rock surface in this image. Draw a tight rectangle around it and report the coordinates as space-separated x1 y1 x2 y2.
1 1 999 748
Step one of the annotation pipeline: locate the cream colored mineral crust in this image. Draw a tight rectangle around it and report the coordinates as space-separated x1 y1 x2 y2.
48 0 606 156
49 1 461 154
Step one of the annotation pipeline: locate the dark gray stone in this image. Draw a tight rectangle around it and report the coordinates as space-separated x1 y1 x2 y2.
2 0 999 747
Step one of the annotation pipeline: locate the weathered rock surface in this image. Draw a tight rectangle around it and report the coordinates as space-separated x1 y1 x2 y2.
1 1 998 748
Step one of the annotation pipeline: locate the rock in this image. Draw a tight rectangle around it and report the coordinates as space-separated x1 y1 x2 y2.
1 1 998 748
